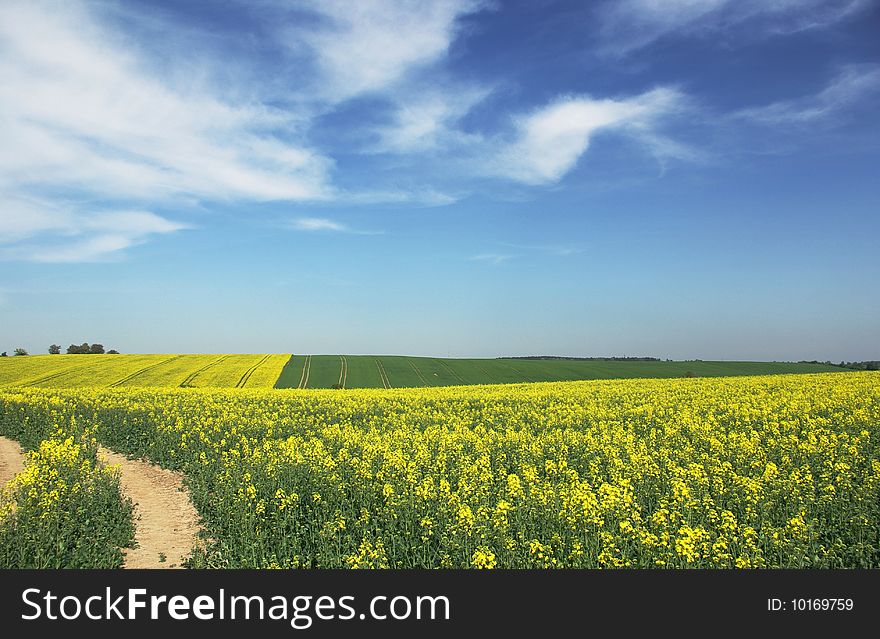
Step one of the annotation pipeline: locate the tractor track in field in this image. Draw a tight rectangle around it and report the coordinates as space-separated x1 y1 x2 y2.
109 356 182 388
338 356 348 389
375 359 391 389
0 437 25 490
508 365 535 383
98 447 202 569
298 355 312 389
409 360 429 386
436 359 467 385
477 366 498 384
236 354 271 388
179 355 229 387
9 361 97 387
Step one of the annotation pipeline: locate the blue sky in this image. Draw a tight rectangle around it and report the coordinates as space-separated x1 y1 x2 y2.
1 0 878 360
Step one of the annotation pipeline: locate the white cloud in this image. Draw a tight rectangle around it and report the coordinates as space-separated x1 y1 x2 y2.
292 0 489 103
0 204 189 263
502 243 585 256
491 87 691 185
734 65 880 124
287 217 383 235
290 217 348 232
370 87 491 154
276 1 493 160
0 1 332 202
0 0 334 261
599 0 869 55
341 188 460 207
0 0 498 263
470 253 514 264
21 236 139 264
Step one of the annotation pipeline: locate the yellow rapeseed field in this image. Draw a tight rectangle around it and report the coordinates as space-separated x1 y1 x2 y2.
0 354 289 389
0 421 135 567
1 372 878 568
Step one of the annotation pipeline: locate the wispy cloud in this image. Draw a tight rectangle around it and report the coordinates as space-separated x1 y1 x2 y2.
470 253 515 264
490 87 693 185
0 205 190 263
340 188 460 207
289 0 490 103
0 2 332 201
734 64 880 125
370 87 491 154
274 1 493 159
468 243 584 265
0 0 492 262
0 0 331 261
287 217 383 235
502 243 585 257
598 0 869 56
3 0 870 267
289 217 347 232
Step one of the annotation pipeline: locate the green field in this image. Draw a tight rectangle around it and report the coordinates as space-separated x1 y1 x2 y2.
273 356 843 389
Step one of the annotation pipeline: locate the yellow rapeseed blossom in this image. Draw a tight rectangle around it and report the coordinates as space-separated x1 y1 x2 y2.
1 371 878 568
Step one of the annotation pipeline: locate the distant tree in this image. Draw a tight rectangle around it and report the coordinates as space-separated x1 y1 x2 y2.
89 343 105 354
107 349 119 354
0 351 7 357
49 344 61 354
13 348 28 356
67 343 87 354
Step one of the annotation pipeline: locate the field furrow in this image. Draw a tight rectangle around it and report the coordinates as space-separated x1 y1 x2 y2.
179 355 229 387
110 355 188 387
299 356 343 389
409 360 429 386
236 354 272 388
239 354 290 389
338 356 348 389
376 359 390 389
299 356 311 389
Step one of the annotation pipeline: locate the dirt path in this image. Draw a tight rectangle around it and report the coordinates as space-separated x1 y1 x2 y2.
98 447 202 569
0 436 26 488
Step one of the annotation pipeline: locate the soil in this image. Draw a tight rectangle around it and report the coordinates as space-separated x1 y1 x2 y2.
98 447 203 569
0 436 25 488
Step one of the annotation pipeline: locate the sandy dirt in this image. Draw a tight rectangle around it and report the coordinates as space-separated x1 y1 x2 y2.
0 436 26 489
98 446 203 569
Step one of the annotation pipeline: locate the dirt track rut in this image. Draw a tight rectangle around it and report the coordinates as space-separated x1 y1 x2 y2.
98 447 202 568
0 436 25 488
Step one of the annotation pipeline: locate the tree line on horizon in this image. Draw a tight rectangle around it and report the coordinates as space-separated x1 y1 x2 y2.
499 356 661 361
799 360 880 371
1 342 120 357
